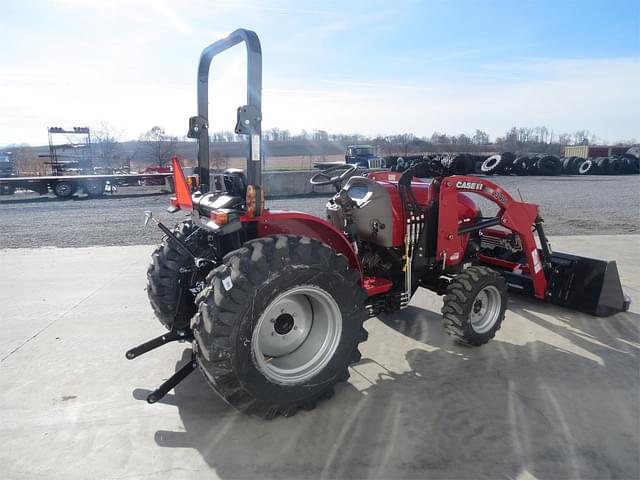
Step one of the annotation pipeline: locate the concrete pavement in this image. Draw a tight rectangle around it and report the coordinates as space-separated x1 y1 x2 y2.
1 235 638 479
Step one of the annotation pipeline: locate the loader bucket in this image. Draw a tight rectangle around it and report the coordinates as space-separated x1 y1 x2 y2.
547 252 631 317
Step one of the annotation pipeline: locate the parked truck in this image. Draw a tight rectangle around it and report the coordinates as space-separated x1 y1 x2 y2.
345 144 386 169
0 152 16 195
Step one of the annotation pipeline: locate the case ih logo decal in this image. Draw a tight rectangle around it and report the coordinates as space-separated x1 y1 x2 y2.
456 181 484 191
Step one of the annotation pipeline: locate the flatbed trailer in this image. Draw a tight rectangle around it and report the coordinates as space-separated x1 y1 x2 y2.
0 172 173 198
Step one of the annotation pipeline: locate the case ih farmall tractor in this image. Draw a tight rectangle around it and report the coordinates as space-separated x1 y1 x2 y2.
128 29 630 419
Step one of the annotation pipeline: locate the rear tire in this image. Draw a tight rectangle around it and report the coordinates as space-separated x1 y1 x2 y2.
85 180 105 197
53 181 74 198
147 220 213 330
442 266 507 346
193 235 368 419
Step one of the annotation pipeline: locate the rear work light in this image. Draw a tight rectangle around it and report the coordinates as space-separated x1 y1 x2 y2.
246 185 264 218
209 209 228 225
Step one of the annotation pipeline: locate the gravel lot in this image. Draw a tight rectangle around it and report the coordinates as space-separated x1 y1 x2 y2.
1 175 638 249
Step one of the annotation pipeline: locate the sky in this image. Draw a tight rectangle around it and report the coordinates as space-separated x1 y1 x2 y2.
1 0 639 146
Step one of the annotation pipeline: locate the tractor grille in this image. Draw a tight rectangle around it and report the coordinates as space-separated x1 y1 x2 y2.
368 158 385 169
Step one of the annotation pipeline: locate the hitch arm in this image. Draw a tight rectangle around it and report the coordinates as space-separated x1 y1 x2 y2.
125 329 193 360
146 352 197 404
145 211 196 261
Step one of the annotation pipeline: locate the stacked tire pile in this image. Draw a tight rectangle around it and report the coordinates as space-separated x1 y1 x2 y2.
390 153 479 175
480 152 639 176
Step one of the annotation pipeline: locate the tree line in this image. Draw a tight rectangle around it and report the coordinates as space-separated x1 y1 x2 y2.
4 123 634 173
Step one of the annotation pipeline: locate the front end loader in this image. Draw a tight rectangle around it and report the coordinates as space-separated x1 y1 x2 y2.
128 29 630 419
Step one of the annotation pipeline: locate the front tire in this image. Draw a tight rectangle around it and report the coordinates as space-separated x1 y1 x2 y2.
193 235 368 419
442 266 507 346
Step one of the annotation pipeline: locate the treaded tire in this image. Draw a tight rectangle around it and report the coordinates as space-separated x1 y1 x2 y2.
85 180 105 197
441 266 507 346
444 154 475 175
481 154 502 175
595 157 609 173
525 156 540 175
622 156 639 174
578 159 595 175
147 220 212 330
53 181 74 198
511 156 529 175
536 155 562 176
607 157 623 175
193 235 368 419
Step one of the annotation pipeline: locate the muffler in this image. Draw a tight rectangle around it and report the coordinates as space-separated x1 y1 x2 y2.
546 252 631 317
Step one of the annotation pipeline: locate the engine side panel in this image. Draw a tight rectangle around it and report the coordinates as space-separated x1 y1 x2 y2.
328 178 480 248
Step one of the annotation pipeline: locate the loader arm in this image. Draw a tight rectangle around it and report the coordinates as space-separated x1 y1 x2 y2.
437 176 547 299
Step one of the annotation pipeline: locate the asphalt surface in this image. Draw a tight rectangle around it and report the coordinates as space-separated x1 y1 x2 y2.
0 175 639 248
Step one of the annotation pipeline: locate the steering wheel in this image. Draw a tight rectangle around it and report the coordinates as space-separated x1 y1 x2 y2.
310 164 358 186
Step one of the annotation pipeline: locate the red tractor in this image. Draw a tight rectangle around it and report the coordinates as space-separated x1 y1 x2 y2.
128 29 630 419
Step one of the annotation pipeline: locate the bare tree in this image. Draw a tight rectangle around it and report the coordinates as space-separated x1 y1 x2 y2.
93 121 123 169
472 129 490 145
8 145 44 175
456 133 472 145
210 150 228 172
138 126 178 166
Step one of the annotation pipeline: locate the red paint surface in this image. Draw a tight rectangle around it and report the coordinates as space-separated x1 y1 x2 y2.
362 275 393 296
252 210 361 271
366 176 479 247
438 175 547 299
478 254 531 275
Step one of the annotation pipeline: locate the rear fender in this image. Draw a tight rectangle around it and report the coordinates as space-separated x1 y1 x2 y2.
250 210 361 272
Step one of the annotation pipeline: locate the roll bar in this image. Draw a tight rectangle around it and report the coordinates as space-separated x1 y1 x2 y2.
187 28 262 192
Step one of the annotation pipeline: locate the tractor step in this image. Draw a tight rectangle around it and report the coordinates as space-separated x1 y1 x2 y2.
363 275 393 297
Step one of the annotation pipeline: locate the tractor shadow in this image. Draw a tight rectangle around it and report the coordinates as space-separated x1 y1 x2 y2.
147 299 640 480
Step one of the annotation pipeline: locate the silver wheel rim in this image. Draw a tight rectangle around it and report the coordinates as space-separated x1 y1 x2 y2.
252 285 342 385
469 285 502 334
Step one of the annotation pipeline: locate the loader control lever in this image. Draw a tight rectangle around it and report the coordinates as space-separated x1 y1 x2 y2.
398 159 444 212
